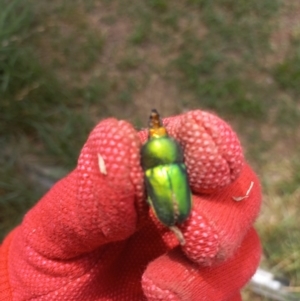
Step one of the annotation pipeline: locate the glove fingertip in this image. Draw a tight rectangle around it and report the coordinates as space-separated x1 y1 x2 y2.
177 110 244 193
74 118 146 245
181 209 220 265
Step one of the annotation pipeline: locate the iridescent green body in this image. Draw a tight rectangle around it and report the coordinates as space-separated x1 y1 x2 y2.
141 110 192 227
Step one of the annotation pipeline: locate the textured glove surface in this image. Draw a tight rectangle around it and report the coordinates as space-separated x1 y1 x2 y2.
0 110 262 301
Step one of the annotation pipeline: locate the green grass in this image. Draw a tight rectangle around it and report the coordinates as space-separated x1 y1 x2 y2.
174 51 266 117
1 0 300 299
274 56 300 93
0 138 40 239
0 0 52 132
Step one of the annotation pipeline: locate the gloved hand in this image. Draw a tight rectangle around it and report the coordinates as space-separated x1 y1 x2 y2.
0 110 261 301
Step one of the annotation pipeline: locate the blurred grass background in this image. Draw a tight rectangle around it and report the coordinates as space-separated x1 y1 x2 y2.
1 0 300 299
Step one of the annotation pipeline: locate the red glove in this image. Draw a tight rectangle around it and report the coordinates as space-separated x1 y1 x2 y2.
0 110 261 301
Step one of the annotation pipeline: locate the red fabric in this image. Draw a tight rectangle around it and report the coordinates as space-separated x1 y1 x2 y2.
0 110 262 300
0 229 14 301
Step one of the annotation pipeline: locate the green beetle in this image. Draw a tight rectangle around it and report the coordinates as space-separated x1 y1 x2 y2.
141 109 192 244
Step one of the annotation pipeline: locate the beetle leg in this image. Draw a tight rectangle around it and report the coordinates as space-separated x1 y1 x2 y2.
147 196 153 206
169 225 185 245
